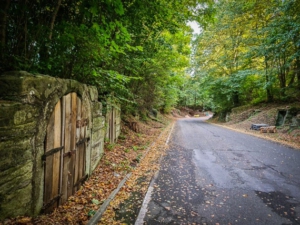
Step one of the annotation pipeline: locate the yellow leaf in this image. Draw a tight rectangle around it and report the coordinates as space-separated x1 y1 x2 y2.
16 217 31 224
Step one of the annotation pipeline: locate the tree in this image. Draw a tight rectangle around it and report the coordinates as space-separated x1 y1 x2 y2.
0 0 215 115
189 0 300 114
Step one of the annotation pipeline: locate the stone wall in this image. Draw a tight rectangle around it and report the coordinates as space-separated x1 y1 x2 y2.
91 101 105 172
276 107 300 127
0 71 107 220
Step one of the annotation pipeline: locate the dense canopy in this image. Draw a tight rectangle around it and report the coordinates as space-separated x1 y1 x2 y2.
190 0 300 113
1 0 299 115
0 0 213 114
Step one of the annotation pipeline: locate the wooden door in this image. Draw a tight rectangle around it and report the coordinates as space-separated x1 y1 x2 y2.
109 106 116 143
43 93 89 213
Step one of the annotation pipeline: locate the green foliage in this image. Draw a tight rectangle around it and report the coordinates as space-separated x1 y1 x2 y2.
88 210 96 217
187 0 300 113
136 153 143 163
91 199 101 205
106 143 116 151
0 0 214 115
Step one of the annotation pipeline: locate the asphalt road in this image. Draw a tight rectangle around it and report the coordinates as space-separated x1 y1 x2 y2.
135 118 300 225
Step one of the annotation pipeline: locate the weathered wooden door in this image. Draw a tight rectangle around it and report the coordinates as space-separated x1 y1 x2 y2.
43 93 89 213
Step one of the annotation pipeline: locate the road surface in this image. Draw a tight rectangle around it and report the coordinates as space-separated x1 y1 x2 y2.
136 118 300 225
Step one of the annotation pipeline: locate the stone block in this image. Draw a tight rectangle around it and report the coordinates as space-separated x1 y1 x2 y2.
0 161 32 220
0 122 37 141
0 71 87 104
91 144 104 171
291 117 300 127
0 139 32 172
92 102 103 117
92 129 103 144
92 116 105 130
0 101 38 127
89 86 98 102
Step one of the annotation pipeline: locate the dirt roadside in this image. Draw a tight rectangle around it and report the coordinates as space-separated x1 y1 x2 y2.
209 103 300 150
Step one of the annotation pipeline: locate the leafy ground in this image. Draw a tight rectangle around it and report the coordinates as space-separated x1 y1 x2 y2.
1 115 174 225
210 103 300 149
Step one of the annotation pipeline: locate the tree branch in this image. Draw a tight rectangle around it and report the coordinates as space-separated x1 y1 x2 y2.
49 0 62 40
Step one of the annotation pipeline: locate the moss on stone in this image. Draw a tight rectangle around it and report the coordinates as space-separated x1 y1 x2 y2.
0 139 32 171
0 182 32 220
0 160 32 220
0 101 39 128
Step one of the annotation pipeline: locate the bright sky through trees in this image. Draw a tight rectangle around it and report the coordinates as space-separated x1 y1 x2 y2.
188 21 201 34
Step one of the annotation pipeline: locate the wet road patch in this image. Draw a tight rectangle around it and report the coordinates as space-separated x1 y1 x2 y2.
144 144 206 224
255 191 300 224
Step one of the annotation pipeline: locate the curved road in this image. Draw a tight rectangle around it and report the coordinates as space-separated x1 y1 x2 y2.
136 118 300 225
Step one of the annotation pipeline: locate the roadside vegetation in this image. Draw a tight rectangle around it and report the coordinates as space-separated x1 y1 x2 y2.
188 0 300 115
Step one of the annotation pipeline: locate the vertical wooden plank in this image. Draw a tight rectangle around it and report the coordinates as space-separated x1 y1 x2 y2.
74 97 81 192
113 108 116 142
81 102 86 139
109 111 112 142
61 94 71 204
78 143 83 182
83 107 87 176
51 101 61 208
44 109 55 212
109 107 114 142
82 140 86 182
45 111 55 151
79 101 86 180
68 92 77 196
59 96 65 205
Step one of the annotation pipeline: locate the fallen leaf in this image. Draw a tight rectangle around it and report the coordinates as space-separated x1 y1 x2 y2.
92 198 101 205
16 217 32 224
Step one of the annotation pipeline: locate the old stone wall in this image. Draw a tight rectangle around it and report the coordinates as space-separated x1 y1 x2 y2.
0 71 109 220
91 101 105 172
276 107 300 127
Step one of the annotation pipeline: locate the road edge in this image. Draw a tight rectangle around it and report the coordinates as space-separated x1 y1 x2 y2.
87 120 176 224
134 121 175 225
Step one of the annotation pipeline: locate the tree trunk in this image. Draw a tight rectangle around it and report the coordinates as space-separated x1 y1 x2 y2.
277 57 286 98
265 56 274 102
296 55 300 90
0 0 10 60
232 91 239 107
40 0 62 71
49 0 62 40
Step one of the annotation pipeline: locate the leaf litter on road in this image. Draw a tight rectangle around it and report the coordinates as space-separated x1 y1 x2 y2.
98 121 174 225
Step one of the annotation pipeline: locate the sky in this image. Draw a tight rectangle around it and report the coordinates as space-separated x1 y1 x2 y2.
187 21 201 35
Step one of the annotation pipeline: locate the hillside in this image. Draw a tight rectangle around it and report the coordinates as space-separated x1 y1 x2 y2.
211 103 300 149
